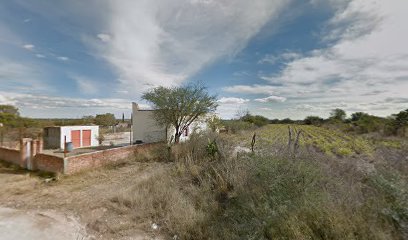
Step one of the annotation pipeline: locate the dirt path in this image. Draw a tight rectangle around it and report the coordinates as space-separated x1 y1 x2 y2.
0 160 169 240
0 207 87 240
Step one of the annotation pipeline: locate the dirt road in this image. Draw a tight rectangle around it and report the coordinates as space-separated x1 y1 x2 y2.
0 160 168 240
0 207 87 240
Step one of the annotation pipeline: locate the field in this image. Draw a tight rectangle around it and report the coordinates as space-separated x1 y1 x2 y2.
231 124 376 156
0 124 407 239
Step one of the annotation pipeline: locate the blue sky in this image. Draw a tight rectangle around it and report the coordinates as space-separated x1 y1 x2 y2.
0 0 407 119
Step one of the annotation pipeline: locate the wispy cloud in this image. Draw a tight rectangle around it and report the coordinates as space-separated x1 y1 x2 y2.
88 0 288 94
254 95 286 103
258 51 302 65
257 0 408 114
57 56 69 61
72 75 99 95
97 33 111 42
224 84 276 95
22 44 34 50
218 97 250 104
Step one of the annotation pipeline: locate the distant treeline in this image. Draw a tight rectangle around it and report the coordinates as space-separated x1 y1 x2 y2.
222 108 408 137
0 105 128 128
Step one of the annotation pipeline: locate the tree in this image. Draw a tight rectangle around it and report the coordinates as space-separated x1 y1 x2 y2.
393 109 408 136
240 113 269 127
142 84 218 143
304 116 324 125
351 112 369 122
0 105 19 116
207 115 222 132
330 108 346 121
95 113 116 126
81 115 95 124
0 105 22 127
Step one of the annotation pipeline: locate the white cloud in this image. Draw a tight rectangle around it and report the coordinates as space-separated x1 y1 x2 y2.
254 95 286 103
22 44 34 50
258 54 279 64
224 84 276 95
0 59 50 92
218 97 250 104
258 0 408 116
97 33 111 42
258 51 302 64
0 91 149 112
35 54 45 58
89 0 288 94
57 56 69 61
72 75 99 95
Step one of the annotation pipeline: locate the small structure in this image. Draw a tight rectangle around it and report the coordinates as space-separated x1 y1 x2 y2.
43 125 99 149
132 103 208 144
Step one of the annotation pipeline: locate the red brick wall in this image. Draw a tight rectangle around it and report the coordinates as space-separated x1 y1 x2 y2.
2 143 159 174
64 143 157 174
33 154 65 173
0 147 21 166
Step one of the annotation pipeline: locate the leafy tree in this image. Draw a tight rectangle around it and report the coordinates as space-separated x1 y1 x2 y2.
351 112 384 133
142 84 218 143
330 108 346 121
240 113 269 127
351 112 369 122
304 116 324 125
393 109 408 136
207 115 222 132
280 118 294 124
95 113 116 126
0 105 22 127
81 115 95 125
0 105 19 116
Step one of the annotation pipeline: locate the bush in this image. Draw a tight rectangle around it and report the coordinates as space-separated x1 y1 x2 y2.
304 116 324 126
222 120 253 133
240 114 269 127
111 131 408 239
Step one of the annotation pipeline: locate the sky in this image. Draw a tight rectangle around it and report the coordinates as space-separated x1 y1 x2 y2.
0 0 407 119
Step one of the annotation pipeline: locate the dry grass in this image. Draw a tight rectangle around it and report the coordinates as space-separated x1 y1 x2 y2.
1 126 407 240
105 129 408 239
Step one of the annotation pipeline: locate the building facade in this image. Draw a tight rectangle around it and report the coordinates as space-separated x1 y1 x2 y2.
44 125 99 149
132 102 208 144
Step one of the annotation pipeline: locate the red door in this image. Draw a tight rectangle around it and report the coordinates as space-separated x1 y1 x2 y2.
82 130 91 147
71 130 81 148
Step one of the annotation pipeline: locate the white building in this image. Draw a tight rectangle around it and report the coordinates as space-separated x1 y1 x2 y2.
132 103 208 144
43 125 99 149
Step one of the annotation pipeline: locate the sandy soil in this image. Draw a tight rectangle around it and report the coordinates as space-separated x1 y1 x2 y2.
0 160 168 240
0 207 87 240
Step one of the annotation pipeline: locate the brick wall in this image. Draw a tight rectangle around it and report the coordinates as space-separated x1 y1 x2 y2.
64 143 157 174
1 143 159 174
33 154 65 173
0 147 21 166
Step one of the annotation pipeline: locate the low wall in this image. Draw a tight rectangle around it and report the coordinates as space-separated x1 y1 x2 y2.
0 147 21 166
34 154 65 173
1 143 159 174
64 143 157 174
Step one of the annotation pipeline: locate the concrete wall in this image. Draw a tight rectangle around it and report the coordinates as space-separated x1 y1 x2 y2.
132 103 166 143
